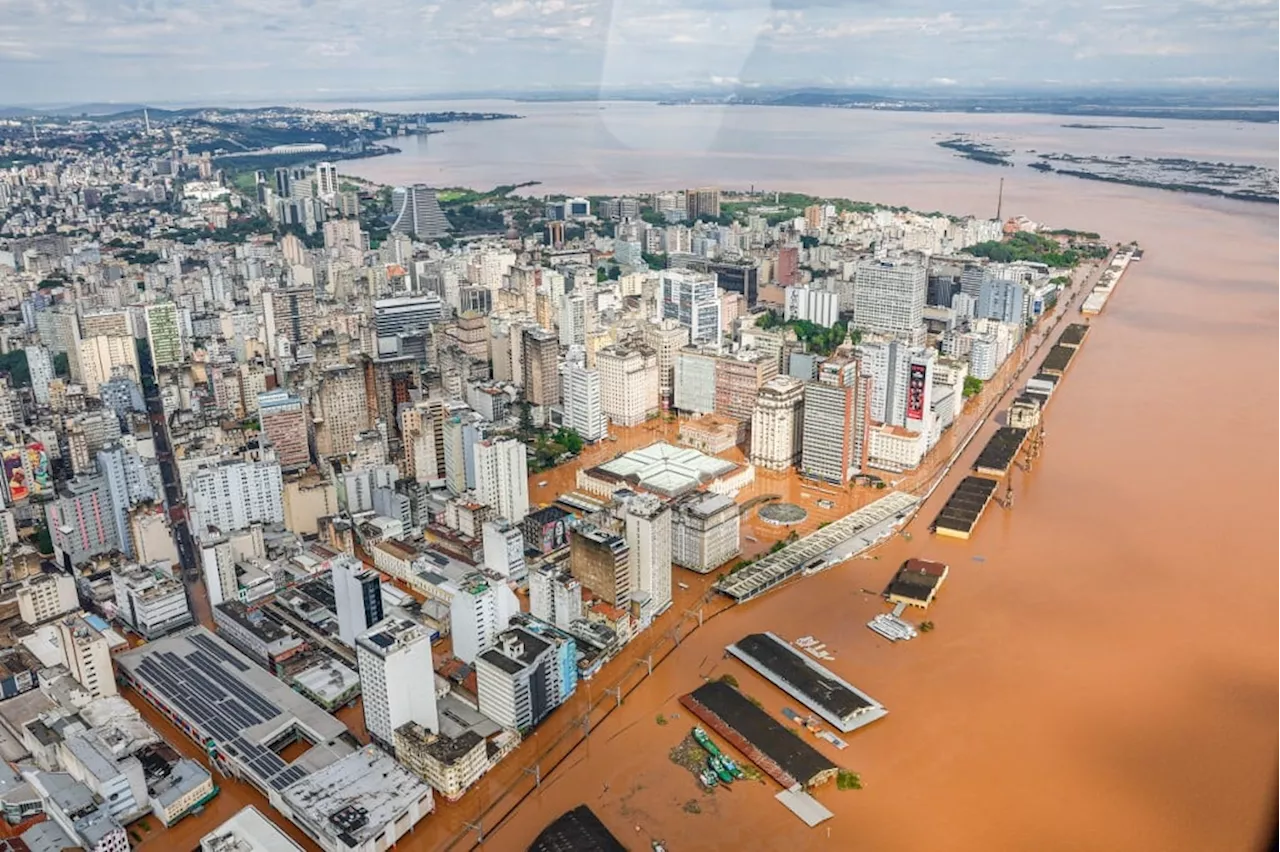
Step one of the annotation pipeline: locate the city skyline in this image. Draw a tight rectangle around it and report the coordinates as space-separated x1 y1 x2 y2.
0 0 1276 104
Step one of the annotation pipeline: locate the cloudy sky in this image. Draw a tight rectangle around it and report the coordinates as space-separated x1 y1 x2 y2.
0 0 1276 104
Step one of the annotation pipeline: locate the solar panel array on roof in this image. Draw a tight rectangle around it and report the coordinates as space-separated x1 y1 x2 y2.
133 645 307 792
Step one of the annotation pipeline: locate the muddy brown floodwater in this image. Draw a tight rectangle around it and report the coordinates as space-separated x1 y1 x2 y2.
440 171 1275 851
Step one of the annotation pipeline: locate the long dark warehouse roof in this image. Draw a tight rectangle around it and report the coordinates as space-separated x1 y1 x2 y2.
973 427 1028 475
730 633 870 717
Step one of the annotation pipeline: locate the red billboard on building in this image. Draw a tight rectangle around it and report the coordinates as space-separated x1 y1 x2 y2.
906 363 928 421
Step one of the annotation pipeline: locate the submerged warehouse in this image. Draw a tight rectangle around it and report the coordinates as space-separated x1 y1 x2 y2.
726 633 888 733
932 476 999 539
973 427 1029 477
680 681 838 789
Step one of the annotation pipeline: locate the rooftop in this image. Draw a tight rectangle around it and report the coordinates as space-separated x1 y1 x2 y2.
278 745 432 848
115 627 349 794
587 441 741 498
727 632 886 732
199 805 304 852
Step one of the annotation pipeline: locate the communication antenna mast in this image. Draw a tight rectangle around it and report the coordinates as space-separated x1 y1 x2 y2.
144 108 152 134
996 177 1004 221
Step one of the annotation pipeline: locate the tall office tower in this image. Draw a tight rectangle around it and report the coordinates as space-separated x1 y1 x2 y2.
356 617 439 751
314 365 369 457
776 244 800 286
97 443 160 559
332 556 384 647
473 438 529 523
641 319 690 408
442 407 487 494
569 523 630 608
449 573 519 665
79 334 139 395
80 309 131 339
659 270 721 348
314 162 339 200
800 358 870 483
56 615 117 699
476 627 576 732
977 277 1029 325
280 232 307 266
596 345 659 427
750 375 806 470
45 475 119 569
256 390 310 470
622 494 672 624
389 185 452 239
852 259 927 338
857 339 935 429
685 186 721 220
558 292 591 347
263 287 318 355
561 363 605 442
273 167 292 199
373 295 445 357
401 397 446 484
24 345 54 405
37 304 82 381
186 458 285 539
520 327 560 408
145 302 183 368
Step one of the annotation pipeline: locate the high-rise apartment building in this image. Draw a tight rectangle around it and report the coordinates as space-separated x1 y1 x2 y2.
528 565 583 630
482 519 525 579
356 617 439 751
332 556 385 648
476 628 576 732
56 615 118 699
14 573 78 625
78 335 138 396
596 345 659 427
46 475 119 569
852 259 927 338
670 493 740 574
750 375 805 470
569 524 630 607
314 365 369 457
314 162 338 200
640 319 689 408
858 339 935 429
186 459 284 539
145 302 182 368
257 390 310 470
659 270 721 348
558 292 592 347
685 187 721 220
784 285 840 328
263 287 318 355
389 185 451 239
442 407 486 495
25 345 54 405
776 245 800 286
622 494 672 624
449 573 519 665
562 363 606 442
800 358 871 483
521 327 560 408
473 438 529 523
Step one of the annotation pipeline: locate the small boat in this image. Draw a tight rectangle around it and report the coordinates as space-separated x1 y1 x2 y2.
698 768 718 788
720 754 746 780
707 755 735 784
653 843 668 852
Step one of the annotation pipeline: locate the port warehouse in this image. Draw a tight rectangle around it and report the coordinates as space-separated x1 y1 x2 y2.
884 559 949 608
715 491 919 603
679 681 838 789
1057 322 1090 349
1038 344 1078 378
726 633 887 734
973 427 1029 477
932 476 999 539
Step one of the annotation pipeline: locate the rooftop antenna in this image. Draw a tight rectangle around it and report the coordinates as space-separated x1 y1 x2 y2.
144 108 151 134
30 120 37 143
996 177 1004 221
